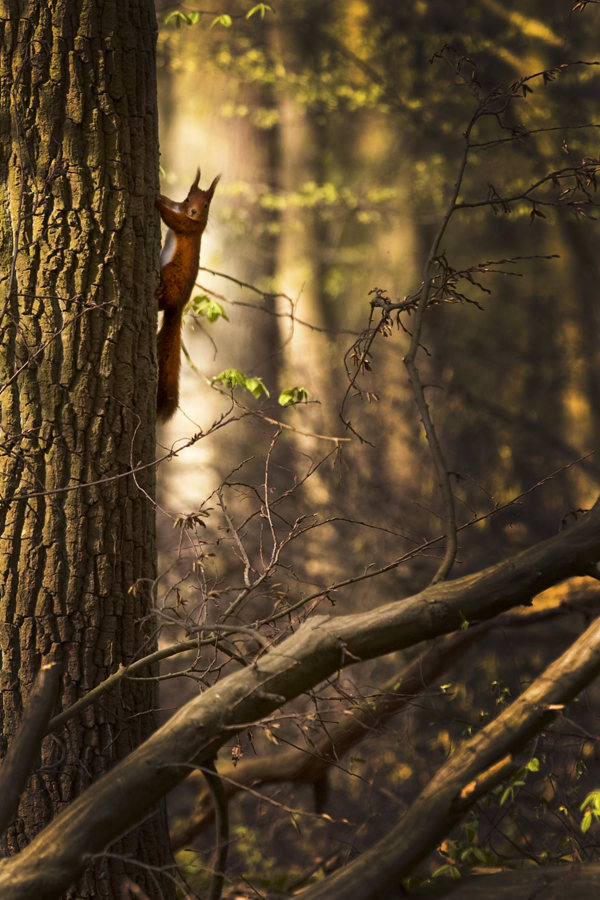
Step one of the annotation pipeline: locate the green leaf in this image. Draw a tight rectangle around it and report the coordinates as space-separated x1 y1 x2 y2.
210 13 233 28
580 790 600 814
165 10 197 27
459 610 470 630
278 385 311 407
246 3 273 17
245 377 269 398
431 865 451 879
579 790 600 832
192 295 229 323
212 368 270 398
526 758 541 772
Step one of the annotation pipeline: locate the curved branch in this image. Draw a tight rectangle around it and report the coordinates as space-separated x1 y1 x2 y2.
402 111 479 584
169 595 596 849
0 662 61 835
300 611 600 900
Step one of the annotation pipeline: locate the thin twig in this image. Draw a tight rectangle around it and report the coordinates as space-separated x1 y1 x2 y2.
218 488 253 589
403 100 481 583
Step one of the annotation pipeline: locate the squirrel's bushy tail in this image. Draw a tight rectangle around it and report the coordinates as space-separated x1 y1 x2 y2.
157 309 182 421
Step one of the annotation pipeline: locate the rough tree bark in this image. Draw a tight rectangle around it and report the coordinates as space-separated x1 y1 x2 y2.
0 1 173 897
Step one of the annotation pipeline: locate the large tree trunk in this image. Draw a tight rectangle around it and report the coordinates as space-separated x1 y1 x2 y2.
0 1 173 897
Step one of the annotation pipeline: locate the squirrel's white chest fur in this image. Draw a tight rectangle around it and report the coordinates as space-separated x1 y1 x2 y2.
160 227 178 267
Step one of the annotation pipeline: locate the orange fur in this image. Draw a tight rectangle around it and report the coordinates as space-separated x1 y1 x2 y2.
156 169 220 421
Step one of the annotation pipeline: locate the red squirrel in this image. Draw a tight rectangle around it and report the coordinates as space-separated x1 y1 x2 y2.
156 169 220 421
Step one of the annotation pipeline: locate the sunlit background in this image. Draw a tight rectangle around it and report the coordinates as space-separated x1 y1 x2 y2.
153 2 600 892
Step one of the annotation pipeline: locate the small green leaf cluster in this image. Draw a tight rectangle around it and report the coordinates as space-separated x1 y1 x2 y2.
212 368 269 398
432 814 502 882
211 14 233 29
246 3 273 19
210 370 312 409
278 386 310 407
580 790 600 833
164 4 272 31
164 9 202 28
491 679 512 708
191 294 229 322
498 758 540 807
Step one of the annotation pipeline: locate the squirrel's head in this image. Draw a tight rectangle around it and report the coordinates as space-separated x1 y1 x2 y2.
156 169 221 234
185 169 221 222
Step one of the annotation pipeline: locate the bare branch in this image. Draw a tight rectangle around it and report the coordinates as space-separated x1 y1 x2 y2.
1 502 600 898
0 662 61 835
202 761 229 900
402 109 480 583
46 640 201 735
171 597 596 849
300 611 600 900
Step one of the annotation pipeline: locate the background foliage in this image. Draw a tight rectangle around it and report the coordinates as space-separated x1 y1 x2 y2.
152 1 600 894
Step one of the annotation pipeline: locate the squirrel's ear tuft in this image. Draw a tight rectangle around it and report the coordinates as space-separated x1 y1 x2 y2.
207 174 221 199
191 168 201 191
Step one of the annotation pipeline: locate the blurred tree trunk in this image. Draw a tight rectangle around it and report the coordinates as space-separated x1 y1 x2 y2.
0 1 173 897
